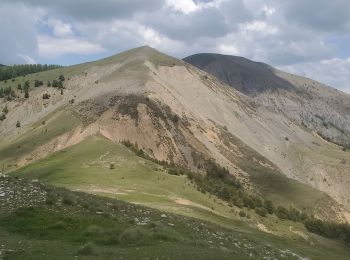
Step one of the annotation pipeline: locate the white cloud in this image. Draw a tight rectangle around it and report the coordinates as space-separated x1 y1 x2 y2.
38 35 104 58
262 5 276 16
166 0 226 14
217 44 240 55
48 19 74 37
166 0 199 14
242 20 278 35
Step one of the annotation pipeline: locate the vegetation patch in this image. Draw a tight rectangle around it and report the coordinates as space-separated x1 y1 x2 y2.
0 64 62 82
2 176 349 259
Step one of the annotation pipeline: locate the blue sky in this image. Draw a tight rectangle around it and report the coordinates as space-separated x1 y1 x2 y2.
0 0 349 93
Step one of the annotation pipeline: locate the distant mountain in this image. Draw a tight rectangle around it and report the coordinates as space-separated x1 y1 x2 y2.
184 53 296 94
0 64 5 67
184 53 350 148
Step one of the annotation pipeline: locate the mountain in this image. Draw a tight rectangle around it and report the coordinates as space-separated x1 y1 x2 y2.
184 53 350 148
1 46 350 258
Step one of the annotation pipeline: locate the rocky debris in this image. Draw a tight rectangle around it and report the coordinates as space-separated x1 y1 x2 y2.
0 176 310 260
0 176 46 213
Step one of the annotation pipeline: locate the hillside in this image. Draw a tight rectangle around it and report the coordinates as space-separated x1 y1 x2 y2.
184 53 350 212
184 53 350 148
2 175 350 259
0 46 350 258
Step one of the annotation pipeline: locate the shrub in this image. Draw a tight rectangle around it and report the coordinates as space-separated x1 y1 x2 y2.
52 80 59 88
62 196 75 205
45 196 55 205
118 227 149 246
232 198 244 208
149 222 182 242
263 200 274 214
42 93 50 99
109 163 115 169
50 221 65 230
85 225 104 236
255 207 267 217
77 242 97 256
85 225 120 245
34 80 43 87
2 106 8 114
239 210 246 217
275 206 290 220
168 168 179 175
172 114 179 124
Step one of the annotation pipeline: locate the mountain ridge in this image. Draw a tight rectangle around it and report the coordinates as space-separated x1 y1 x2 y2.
1 46 350 224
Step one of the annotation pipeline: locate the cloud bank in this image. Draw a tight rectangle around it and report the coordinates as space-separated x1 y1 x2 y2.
0 0 349 92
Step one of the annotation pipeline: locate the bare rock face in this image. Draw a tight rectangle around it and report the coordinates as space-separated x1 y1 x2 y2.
184 53 350 148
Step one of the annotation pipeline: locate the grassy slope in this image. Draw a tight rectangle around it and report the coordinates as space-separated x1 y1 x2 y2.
0 108 80 169
11 135 238 225
8 135 350 259
1 177 349 260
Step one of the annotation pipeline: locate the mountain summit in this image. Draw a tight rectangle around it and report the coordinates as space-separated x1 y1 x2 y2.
184 53 350 148
184 53 294 94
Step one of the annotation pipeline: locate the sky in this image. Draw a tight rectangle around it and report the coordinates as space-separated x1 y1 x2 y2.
0 0 349 93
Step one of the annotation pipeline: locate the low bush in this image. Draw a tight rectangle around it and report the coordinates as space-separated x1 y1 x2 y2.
62 196 75 205
239 210 246 217
118 226 150 246
77 242 97 256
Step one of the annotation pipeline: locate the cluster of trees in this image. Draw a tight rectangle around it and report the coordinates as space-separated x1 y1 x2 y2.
0 86 15 100
0 73 66 100
23 81 30 98
187 162 278 218
48 75 65 89
121 140 147 158
34 80 44 88
0 105 9 121
0 64 62 81
304 218 350 244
